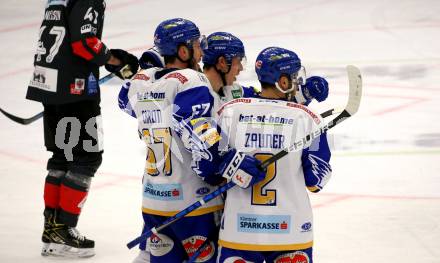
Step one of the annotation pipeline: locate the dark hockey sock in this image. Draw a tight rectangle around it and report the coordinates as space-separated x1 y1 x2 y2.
58 171 91 227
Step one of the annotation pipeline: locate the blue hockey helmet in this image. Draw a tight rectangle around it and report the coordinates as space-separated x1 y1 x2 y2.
154 18 201 56
202 32 246 66
255 47 302 86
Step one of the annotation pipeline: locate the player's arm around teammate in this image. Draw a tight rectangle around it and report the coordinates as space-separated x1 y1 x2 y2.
119 20 265 263
216 47 332 263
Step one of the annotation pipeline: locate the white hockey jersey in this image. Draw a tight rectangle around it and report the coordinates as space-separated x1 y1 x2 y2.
220 83 259 105
122 68 224 216
217 98 332 251
219 83 310 106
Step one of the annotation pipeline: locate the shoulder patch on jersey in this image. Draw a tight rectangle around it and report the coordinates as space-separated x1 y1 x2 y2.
133 73 150 81
165 72 188 84
44 10 61 21
231 88 242 99
217 98 252 115
286 102 321 124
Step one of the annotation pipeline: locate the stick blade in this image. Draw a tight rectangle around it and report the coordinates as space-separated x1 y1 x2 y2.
0 108 43 125
345 65 362 116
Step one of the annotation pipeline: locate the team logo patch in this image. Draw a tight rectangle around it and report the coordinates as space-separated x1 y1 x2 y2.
269 53 291 61
255 60 263 69
87 73 98 95
182 235 215 262
301 222 312 232
70 78 85 95
231 88 242 99
147 233 174 256
29 66 58 92
274 251 310 263
223 256 251 263
195 187 210 197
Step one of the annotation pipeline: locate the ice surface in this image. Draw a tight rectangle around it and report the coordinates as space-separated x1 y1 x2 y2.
1 0 439 262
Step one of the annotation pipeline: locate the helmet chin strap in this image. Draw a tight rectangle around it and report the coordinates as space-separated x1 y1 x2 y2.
275 81 296 101
215 59 232 87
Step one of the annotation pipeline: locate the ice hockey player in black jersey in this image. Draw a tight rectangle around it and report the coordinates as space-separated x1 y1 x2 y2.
26 0 139 258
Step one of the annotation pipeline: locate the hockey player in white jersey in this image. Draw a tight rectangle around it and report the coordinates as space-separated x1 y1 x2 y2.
221 76 329 105
118 19 265 263
216 47 332 263
221 72 329 106
135 37 329 108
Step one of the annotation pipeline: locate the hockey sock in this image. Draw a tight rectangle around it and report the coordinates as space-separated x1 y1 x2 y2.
44 170 66 211
58 171 91 227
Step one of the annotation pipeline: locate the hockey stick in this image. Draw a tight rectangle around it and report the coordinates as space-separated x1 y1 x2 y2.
126 65 362 249
0 108 43 125
186 106 344 262
320 107 343 118
259 65 361 167
187 238 211 263
127 107 342 251
127 181 236 249
0 72 117 125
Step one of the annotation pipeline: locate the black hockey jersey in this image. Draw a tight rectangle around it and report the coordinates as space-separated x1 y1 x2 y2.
26 0 111 104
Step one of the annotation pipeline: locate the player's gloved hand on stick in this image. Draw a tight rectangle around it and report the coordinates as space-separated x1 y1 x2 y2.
298 76 329 104
219 149 266 189
105 49 139 79
139 49 165 69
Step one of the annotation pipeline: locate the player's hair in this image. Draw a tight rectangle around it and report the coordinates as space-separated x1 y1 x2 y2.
202 64 216 71
164 55 178 65
259 81 274 90
162 44 192 65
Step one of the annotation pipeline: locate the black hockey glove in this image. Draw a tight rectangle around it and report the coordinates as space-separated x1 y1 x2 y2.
105 49 139 79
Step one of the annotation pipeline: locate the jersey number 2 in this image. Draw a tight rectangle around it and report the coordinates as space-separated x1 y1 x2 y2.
251 153 277 206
